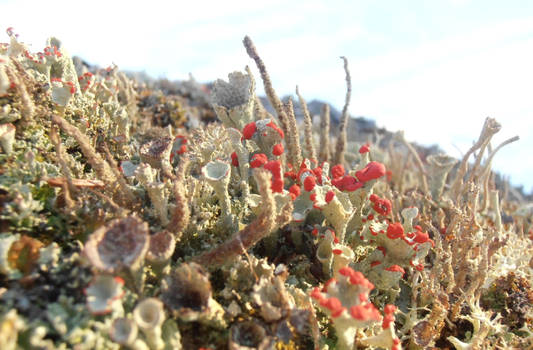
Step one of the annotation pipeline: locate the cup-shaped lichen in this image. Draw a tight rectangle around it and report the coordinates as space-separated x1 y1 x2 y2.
84 275 125 315
133 298 166 350
161 262 222 323
84 216 150 273
139 137 173 170
146 230 176 276
229 321 272 350
211 70 255 130
202 160 232 218
109 317 139 347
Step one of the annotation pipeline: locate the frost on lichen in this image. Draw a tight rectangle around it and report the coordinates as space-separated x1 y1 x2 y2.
0 28 531 350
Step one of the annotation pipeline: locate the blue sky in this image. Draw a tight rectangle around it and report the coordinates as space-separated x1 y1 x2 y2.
2 0 533 192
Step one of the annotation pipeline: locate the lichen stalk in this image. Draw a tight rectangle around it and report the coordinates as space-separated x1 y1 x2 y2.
296 85 317 163
242 36 293 158
167 157 190 236
283 97 303 167
319 103 331 163
334 56 351 166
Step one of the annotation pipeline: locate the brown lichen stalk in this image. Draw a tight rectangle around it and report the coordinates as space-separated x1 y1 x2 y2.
334 56 352 166
296 86 317 163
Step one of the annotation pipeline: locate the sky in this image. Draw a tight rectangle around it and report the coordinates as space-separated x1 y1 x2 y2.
2 0 532 193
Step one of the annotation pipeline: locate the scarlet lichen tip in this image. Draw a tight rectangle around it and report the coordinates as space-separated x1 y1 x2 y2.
310 287 324 301
383 314 395 329
242 121 257 139
382 304 397 329
385 265 405 277
370 261 381 267
325 190 335 203
264 160 283 193
350 303 381 322
332 248 343 255
250 153 268 168
331 164 345 179
265 121 284 138
338 267 375 290
386 222 404 239
392 338 401 350
230 152 239 167
284 171 297 180
331 230 339 244
272 143 284 156
289 184 300 200
321 297 345 317
332 175 362 192
323 277 336 292
359 143 370 154
384 304 397 314
313 168 323 185
303 175 316 192
311 228 319 237
355 161 386 182
369 194 392 216
358 293 367 303
413 230 434 247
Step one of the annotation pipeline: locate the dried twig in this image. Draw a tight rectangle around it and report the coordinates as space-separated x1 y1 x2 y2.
49 125 76 209
243 36 302 166
334 56 351 165
168 157 191 236
450 118 501 201
243 37 289 134
5 65 34 122
51 114 137 208
283 97 303 166
319 104 331 163
296 86 317 163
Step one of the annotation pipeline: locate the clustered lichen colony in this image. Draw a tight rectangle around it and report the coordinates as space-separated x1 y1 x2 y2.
0 28 532 350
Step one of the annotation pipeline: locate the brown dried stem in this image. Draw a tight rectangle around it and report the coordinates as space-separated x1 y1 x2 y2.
49 125 75 209
296 86 317 163
479 136 519 211
450 117 501 201
243 36 289 132
319 104 331 163
243 36 301 166
168 157 191 236
334 56 351 165
5 65 34 122
51 114 137 208
283 97 303 166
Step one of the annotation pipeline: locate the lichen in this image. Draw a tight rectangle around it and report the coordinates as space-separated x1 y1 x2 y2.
0 28 530 350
